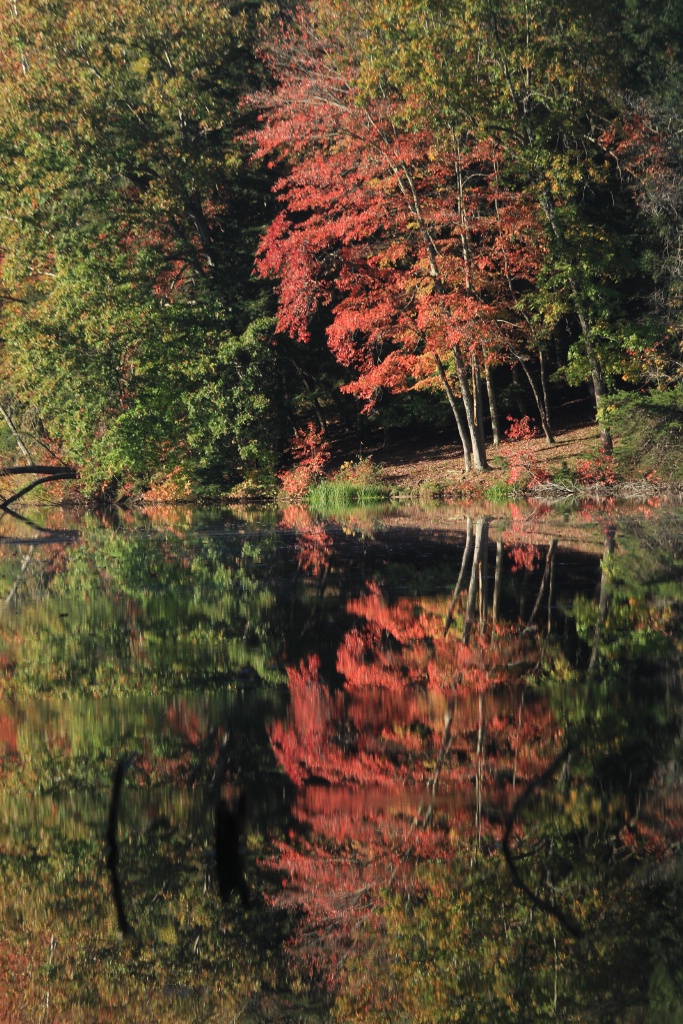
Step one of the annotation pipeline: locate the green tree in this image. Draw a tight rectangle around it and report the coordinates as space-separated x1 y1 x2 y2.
0 0 288 495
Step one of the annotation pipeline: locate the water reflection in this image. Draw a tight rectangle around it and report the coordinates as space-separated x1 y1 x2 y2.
0 503 681 1021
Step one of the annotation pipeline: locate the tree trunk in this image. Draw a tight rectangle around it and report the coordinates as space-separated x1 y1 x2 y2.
471 353 487 454
539 188 612 454
0 464 77 508
451 346 488 471
434 353 472 473
0 404 32 463
539 349 553 439
483 361 501 445
513 354 555 443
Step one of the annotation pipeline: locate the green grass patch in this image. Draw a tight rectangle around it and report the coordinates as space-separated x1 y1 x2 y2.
484 481 516 503
307 457 389 512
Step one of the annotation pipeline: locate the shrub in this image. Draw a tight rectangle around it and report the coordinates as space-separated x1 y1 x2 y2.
603 385 683 480
278 422 331 499
575 454 616 486
504 415 550 489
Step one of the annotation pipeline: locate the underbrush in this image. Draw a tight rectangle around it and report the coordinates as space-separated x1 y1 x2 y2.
604 385 683 481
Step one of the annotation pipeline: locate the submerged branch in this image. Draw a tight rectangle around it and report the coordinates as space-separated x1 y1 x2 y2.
502 745 583 938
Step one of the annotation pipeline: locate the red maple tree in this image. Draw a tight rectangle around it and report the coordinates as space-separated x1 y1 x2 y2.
251 7 545 469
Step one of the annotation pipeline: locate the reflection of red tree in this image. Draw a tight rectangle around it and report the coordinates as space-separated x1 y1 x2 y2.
165 699 201 745
280 505 333 578
267 584 560 985
0 713 18 757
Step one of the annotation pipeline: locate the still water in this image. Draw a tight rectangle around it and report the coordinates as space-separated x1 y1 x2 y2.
0 501 681 1022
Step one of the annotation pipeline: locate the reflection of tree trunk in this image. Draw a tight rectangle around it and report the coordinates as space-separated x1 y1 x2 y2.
479 524 490 627
434 354 471 473
588 526 616 675
106 755 137 937
502 745 582 938
474 692 484 859
428 703 455 797
523 540 557 634
547 539 555 634
512 690 525 790
443 517 473 636
463 517 489 643
492 540 503 626
3 541 36 605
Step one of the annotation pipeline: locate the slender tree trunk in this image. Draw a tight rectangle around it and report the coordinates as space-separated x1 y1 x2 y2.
539 349 553 439
539 189 612 454
452 347 488 471
483 360 501 445
434 354 471 472
0 404 32 463
514 354 555 443
472 353 487 454
396 153 489 469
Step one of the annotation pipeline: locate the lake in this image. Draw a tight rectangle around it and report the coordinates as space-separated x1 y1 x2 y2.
0 500 681 1022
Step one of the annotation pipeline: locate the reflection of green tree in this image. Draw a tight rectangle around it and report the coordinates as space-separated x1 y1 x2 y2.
0 813 298 1023
0 514 294 696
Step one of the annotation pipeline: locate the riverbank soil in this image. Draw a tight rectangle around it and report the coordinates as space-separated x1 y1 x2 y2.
368 423 603 498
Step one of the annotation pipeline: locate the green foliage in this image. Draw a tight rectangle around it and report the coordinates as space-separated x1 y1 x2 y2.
0 0 289 496
604 384 683 479
484 480 517 503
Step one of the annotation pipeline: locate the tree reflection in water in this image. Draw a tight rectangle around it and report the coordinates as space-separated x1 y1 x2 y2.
0 505 680 1022
270 513 683 1021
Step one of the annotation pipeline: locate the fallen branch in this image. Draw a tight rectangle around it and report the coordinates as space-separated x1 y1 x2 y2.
0 465 76 476
0 470 77 509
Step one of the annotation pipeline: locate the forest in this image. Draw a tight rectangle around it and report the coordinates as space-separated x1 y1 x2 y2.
0 0 682 500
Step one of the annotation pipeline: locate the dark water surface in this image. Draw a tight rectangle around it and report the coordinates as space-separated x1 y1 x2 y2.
0 502 682 1022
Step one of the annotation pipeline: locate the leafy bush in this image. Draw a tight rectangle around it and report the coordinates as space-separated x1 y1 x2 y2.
604 385 683 480
278 422 331 498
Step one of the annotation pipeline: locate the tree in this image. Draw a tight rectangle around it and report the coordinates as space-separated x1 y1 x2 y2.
0 0 288 495
254 14 552 471
307 0 674 454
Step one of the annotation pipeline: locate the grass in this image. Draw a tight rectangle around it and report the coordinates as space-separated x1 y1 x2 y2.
307 457 389 512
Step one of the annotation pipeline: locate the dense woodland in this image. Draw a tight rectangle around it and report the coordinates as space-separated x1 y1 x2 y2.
0 0 682 498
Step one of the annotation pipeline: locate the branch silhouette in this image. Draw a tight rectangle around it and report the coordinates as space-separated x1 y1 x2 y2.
106 754 137 937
